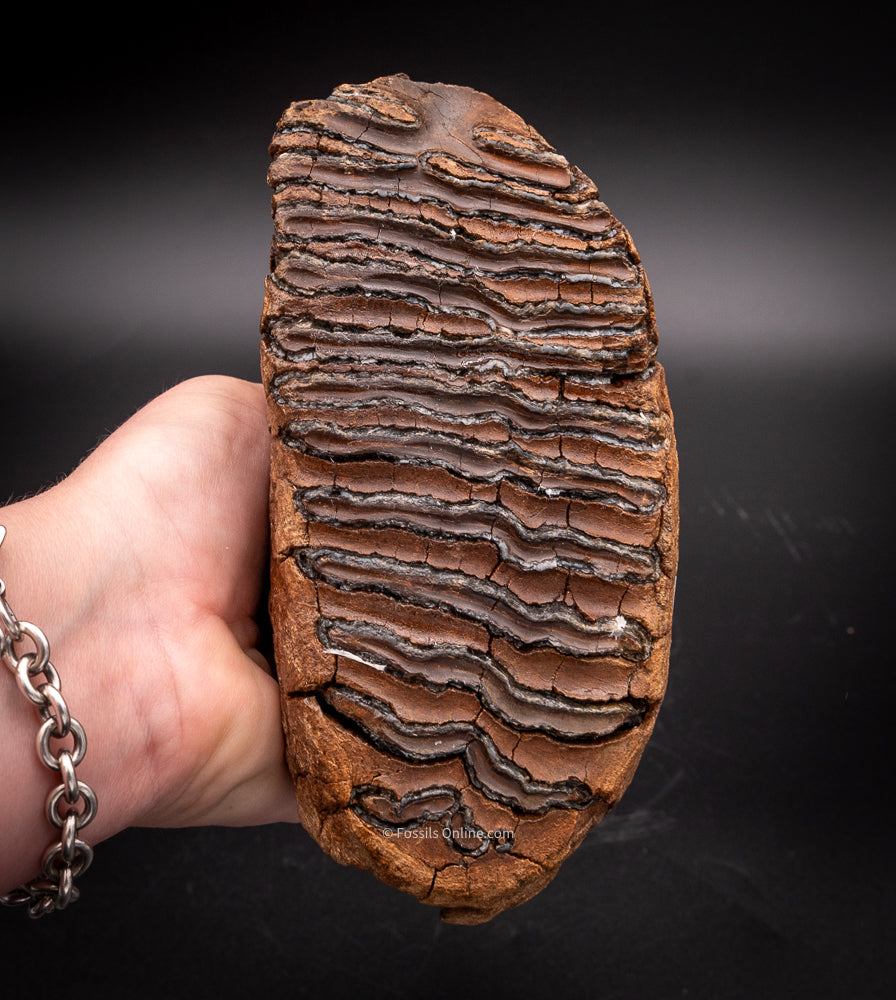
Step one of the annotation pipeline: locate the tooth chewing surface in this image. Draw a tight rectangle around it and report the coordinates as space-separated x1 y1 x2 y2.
261 75 679 925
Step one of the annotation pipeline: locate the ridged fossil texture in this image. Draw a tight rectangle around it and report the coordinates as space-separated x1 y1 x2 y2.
260 75 678 924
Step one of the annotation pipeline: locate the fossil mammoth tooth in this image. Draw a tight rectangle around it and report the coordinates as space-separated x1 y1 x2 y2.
260 74 679 925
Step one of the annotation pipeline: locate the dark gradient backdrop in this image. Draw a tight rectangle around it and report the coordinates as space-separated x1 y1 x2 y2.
2 9 893 999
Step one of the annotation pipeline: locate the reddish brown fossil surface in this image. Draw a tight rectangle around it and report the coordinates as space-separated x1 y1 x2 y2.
260 74 678 924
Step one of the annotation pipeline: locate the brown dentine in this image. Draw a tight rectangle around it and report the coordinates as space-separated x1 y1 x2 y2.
260 74 679 924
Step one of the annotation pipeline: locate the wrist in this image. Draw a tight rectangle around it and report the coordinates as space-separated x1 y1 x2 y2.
0 481 155 889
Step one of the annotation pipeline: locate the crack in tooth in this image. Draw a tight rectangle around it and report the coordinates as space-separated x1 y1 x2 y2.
318 617 646 742
271 370 666 450
283 419 666 514
274 250 648 327
271 234 641 288
319 685 596 814
264 315 651 374
270 177 618 238
298 487 659 583
296 546 653 661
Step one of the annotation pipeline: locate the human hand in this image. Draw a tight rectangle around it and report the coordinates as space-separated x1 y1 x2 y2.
1 376 297 892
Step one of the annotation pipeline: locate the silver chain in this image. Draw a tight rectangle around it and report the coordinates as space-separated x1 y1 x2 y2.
0 525 97 917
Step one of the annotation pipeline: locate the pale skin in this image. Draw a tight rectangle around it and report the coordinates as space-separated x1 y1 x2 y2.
1 376 298 893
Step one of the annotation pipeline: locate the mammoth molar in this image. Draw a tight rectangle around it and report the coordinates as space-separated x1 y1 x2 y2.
260 74 679 924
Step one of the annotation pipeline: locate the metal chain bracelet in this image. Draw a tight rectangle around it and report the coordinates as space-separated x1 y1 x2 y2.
0 525 97 918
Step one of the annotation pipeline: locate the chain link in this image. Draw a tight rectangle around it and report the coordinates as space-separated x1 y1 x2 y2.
0 525 97 918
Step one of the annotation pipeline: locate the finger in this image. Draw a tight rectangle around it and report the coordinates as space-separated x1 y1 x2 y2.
203 660 299 826
141 620 299 829
245 646 275 677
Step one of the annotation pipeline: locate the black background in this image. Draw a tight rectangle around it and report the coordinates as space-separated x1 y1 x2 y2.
1 7 893 998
